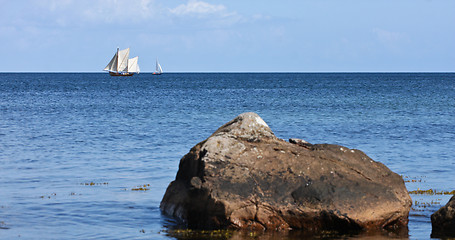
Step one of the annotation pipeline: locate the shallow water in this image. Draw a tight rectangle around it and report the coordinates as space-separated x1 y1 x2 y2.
0 73 454 239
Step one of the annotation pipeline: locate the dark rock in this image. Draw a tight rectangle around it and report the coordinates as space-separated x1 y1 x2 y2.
431 195 455 238
160 112 412 234
289 138 313 149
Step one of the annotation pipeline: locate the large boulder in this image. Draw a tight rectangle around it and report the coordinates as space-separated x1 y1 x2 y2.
431 195 455 238
160 112 411 234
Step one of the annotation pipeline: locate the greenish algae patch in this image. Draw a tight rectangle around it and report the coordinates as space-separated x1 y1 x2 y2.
132 184 151 191
81 182 109 186
409 189 455 195
401 175 427 183
161 229 234 240
412 199 442 211
161 229 375 240
39 193 57 199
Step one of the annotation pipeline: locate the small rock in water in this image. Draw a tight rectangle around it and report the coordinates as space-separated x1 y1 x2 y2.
431 195 455 238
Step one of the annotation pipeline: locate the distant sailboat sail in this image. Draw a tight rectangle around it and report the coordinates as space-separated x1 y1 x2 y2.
128 56 140 73
104 48 140 76
154 58 163 75
117 48 129 72
104 54 117 72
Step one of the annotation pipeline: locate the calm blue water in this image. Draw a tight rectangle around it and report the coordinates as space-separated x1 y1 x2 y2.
0 73 454 239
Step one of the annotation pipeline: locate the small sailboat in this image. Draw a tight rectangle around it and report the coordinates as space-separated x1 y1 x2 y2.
153 58 163 75
104 48 140 76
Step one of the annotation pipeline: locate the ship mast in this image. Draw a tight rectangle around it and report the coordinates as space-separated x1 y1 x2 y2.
116 47 120 74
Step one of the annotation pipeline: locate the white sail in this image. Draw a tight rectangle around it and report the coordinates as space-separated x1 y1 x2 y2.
104 52 118 72
156 59 163 73
127 56 140 73
117 48 130 72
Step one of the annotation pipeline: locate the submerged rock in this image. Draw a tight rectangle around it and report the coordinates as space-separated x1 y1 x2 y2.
160 112 411 234
431 195 455 238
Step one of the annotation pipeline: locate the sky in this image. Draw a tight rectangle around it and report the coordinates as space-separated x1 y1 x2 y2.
1 0 454 72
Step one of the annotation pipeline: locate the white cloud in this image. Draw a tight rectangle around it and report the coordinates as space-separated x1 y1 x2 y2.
82 0 158 23
45 0 74 12
168 0 245 28
14 0 252 29
252 14 271 21
372 28 411 55
373 28 407 43
30 0 161 25
170 0 227 17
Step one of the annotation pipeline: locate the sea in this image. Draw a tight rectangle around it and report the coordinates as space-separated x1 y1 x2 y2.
0 73 454 239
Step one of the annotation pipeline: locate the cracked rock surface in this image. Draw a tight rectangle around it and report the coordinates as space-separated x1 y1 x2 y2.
160 112 411 234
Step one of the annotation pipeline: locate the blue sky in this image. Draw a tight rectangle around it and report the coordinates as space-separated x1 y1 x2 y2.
1 0 454 72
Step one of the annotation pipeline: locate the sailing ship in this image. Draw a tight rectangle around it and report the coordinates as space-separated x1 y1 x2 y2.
153 58 163 75
104 48 140 76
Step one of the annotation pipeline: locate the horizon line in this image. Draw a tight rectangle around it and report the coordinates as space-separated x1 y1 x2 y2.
1 71 455 74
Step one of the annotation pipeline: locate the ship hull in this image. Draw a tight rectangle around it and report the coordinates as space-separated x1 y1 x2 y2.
109 72 134 76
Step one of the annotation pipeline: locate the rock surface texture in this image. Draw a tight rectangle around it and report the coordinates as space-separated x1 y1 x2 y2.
160 112 412 234
431 195 455 238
